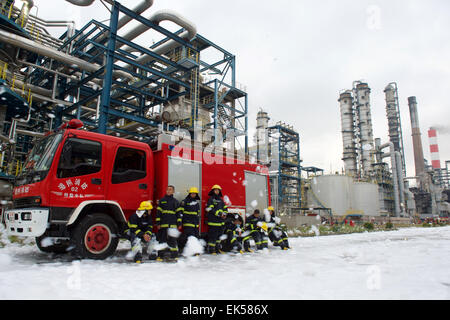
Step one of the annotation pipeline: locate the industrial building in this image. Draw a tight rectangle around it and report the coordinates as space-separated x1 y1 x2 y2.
0 0 448 225
0 0 250 205
250 110 302 215
306 80 450 220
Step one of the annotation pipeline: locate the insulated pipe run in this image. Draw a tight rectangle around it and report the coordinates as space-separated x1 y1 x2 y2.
0 28 133 81
66 0 155 41
15 129 45 138
379 142 401 217
15 0 34 28
65 0 110 6
120 9 197 53
395 151 406 213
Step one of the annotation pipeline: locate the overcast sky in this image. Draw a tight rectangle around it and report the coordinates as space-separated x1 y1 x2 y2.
36 0 450 178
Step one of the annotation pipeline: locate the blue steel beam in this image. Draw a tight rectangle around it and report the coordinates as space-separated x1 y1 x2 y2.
98 2 119 134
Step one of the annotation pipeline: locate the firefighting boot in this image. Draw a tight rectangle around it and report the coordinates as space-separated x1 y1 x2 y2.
134 252 142 264
148 250 158 261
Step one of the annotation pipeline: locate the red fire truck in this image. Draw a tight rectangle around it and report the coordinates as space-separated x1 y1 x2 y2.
3 120 270 259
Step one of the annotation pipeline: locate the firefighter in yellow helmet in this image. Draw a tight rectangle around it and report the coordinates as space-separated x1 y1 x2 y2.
205 184 228 254
125 201 154 263
178 187 201 252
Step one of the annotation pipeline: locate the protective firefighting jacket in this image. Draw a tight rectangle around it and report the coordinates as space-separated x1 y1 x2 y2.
206 190 228 227
127 211 153 239
156 194 181 228
245 214 264 233
180 194 201 228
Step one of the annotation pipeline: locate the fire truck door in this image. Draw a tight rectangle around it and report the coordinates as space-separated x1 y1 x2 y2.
108 146 150 218
50 137 105 207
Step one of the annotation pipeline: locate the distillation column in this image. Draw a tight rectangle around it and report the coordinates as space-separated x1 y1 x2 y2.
384 83 406 174
354 82 375 179
338 90 357 177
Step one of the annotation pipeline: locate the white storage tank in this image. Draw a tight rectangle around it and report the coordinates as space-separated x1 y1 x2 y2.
352 182 381 216
310 175 354 216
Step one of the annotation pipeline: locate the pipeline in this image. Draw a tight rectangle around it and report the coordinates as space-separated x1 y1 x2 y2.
379 142 401 217
0 28 133 81
395 151 406 213
120 9 197 53
15 0 33 28
66 0 154 34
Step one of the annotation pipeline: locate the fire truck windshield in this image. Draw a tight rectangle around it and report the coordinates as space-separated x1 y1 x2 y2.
15 133 63 186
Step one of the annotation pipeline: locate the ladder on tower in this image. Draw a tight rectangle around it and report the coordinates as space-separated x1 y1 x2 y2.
189 68 199 127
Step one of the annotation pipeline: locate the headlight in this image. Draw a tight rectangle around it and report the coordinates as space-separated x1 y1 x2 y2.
21 212 32 221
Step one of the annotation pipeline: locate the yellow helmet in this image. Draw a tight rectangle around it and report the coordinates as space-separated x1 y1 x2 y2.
211 184 222 190
267 206 275 212
138 201 153 211
188 187 199 194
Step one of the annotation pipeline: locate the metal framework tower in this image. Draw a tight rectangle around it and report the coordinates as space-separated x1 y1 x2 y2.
268 122 302 213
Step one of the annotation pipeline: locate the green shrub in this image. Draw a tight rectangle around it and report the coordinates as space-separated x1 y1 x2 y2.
363 222 374 230
385 222 394 230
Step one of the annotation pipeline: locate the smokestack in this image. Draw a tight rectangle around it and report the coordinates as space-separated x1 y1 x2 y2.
428 127 441 169
408 96 425 177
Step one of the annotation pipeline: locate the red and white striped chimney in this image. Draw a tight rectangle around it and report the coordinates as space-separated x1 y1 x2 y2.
428 127 441 169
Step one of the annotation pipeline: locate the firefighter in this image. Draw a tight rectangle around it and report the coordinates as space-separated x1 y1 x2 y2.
243 209 269 251
267 206 290 250
125 201 154 263
221 213 244 253
156 185 182 260
205 184 228 254
178 187 201 251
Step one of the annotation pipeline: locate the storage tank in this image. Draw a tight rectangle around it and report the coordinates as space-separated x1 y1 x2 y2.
352 182 381 216
310 175 354 216
308 174 381 217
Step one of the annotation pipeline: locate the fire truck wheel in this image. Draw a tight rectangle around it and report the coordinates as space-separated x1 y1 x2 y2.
70 214 119 260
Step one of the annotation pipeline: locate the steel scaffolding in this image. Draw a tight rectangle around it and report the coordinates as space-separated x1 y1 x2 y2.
268 122 302 212
0 0 250 177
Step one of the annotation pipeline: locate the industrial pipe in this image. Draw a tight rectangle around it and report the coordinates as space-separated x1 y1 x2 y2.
67 0 155 44
65 0 98 6
116 0 154 31
15 128 45 138
395 151 406 214
0 28 133 81
15 0 34 28
120 9 197 53
379 142 401 217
